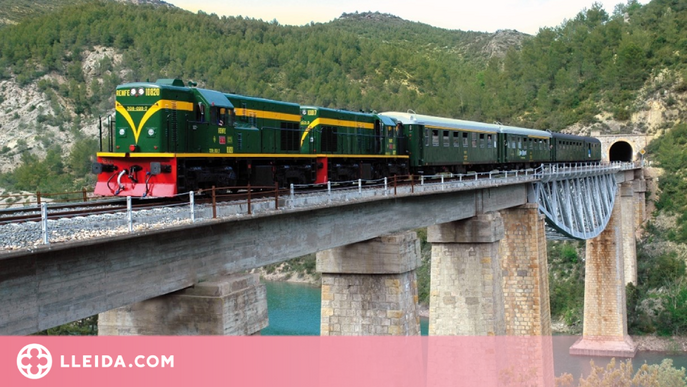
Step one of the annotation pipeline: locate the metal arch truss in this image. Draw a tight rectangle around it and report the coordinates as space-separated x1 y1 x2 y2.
533 164 619 240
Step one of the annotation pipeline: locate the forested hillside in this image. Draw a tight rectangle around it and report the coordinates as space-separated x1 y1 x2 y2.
2 0 687 344
1 0 686 188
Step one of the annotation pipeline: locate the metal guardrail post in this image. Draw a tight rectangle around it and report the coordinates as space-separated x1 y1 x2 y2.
394 175 397 196
247 184 252 215
441 175 445 190
290 184 294 208
189 191 195 223
421 176 424 186
358 179 362 195
384 177 388 196
127 196 133 233
327 181 332 204
41 202 49 245
211 186 217 219
410 175 414 193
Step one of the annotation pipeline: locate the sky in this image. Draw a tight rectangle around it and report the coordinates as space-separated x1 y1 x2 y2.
170 0 650 35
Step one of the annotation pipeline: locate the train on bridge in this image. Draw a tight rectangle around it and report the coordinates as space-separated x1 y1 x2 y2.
93 79 601 197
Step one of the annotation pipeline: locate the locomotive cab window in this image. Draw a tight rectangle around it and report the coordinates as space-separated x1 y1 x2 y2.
210 107 225 126
196 102 205 122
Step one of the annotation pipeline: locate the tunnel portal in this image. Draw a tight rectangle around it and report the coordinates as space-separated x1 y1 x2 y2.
609 141 634 162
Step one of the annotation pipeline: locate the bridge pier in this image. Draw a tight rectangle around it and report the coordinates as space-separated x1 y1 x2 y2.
427 212 506 336
316 231 421 336
570 192 637 357
499 203 552 336
633 174 647 231
98 273 268 335
621 182 638 285
500 204 555 387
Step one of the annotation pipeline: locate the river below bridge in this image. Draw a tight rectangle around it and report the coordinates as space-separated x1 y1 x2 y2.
261 281 687 381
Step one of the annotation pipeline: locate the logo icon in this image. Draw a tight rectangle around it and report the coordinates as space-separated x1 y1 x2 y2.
17 344 52 379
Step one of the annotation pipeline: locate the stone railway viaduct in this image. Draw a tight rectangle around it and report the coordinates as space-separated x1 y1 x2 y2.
0 165 652 374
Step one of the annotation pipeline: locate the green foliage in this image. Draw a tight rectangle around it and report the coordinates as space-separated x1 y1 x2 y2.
566 358 687 387
415 228 431 305
0 140 95 194
647 123 687 242
548 241 585 330
628 234 687 335
35 315 98 336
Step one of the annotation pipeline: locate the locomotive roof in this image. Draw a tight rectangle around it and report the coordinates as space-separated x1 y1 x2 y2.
301 105 375 117
380 112 551 138
118 81 188 92
194 88 234 108
225 93 300 108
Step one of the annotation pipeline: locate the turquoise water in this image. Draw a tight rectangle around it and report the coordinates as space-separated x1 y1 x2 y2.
261 281 428 336
261 281 687 379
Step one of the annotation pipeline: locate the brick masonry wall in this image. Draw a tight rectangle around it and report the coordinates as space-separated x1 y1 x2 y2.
582 199 627 338
320 271 420 335
499 204 554 387
570 194 637 357
98 273 268 335
499 204 552 336
317 231 421 336
621 182 637 285
428 213 506 336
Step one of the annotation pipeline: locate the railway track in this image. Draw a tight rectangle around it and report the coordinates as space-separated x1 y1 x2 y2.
0 197 172 225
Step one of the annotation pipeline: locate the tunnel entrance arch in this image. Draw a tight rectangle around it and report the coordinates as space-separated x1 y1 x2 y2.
609 141 634 162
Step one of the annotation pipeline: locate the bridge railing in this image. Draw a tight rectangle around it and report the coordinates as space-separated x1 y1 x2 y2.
1 163 637 250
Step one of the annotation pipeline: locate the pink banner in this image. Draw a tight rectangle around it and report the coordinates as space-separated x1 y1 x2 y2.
2 336 558 386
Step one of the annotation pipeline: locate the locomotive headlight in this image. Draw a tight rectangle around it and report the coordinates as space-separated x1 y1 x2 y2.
139 88 145 96
130 88 137 96
119 129 126 136
148 128 155 136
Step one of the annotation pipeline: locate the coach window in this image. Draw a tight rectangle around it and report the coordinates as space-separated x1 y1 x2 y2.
487 135 492 148
443 131 450 147
472 133 477 148
529 139 533 149
425 128 430 147
453 132 459 147
432 130 439 147
463 132 469 147
479 134 485 148
518 138 522 149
